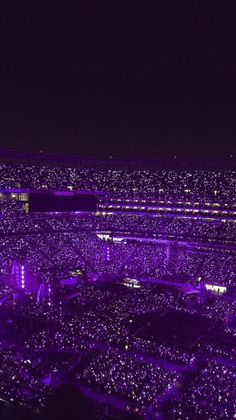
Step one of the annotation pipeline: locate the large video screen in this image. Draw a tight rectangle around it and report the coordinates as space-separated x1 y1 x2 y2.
29 192 97 213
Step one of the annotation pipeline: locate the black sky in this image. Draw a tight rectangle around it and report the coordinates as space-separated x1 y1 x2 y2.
0 2 236 158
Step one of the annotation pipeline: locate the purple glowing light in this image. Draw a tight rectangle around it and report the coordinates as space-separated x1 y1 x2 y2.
21 265 25 289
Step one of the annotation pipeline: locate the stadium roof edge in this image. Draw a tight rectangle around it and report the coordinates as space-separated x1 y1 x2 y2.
0 149 235 170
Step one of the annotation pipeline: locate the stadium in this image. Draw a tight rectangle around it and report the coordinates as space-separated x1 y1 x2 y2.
0 149 235 419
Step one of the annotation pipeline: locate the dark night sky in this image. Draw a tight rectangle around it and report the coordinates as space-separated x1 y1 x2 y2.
0 2 236 158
